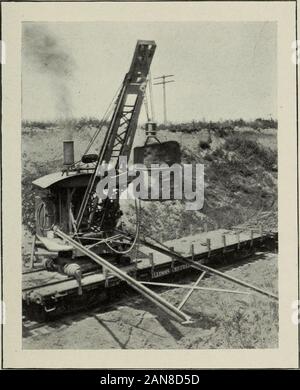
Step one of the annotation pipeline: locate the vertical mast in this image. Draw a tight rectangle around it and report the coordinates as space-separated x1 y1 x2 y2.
76 40 156 229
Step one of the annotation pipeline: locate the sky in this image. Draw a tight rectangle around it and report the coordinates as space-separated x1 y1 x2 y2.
22 21 277 123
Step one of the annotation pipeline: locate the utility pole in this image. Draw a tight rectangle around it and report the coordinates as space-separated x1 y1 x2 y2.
153 74 175 125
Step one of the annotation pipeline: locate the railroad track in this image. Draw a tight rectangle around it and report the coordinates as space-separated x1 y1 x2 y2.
22 310 98 338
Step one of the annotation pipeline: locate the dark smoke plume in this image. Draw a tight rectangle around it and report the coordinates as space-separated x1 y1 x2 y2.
22 24 76 138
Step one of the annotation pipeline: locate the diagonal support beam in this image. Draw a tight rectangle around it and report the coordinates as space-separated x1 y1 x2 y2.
53 227 192 324
120 232 279 301
177 271 206 310
140 280 250 295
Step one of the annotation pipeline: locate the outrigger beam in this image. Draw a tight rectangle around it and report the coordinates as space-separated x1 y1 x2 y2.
126 234 279 301
140 281 250 295
177 272 207 310
53 227 192 324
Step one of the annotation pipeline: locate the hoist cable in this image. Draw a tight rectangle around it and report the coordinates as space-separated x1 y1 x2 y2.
104 199 141 255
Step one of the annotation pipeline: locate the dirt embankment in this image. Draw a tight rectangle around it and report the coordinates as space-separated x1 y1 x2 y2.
122 127 277 241
22 122 277 254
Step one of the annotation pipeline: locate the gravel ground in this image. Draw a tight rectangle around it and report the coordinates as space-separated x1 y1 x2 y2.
23 252 278 350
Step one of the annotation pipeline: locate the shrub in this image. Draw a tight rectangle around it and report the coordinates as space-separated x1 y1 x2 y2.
199 141 210 150
224 134 277 171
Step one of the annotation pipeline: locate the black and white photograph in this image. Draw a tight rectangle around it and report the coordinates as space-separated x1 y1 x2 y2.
21 19 279 350
1 1 299 369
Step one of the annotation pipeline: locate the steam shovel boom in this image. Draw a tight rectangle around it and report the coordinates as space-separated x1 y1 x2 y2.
76 40 157 230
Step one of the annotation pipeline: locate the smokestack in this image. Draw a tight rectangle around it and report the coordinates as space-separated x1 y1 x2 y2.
63 141 74 166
